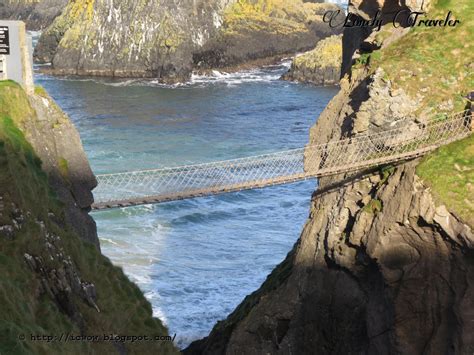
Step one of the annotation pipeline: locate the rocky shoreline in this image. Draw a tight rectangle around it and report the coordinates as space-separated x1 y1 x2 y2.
33 0 341 83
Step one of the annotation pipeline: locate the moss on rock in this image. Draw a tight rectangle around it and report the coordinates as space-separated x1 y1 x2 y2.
282 34 342 85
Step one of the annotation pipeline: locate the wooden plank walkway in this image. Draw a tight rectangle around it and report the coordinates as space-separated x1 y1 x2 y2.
91 112 472 210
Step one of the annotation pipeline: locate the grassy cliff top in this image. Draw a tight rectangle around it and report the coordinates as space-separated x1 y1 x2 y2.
0 81 178 354
369 0 473 114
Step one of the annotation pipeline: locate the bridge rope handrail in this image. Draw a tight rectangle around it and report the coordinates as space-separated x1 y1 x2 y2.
92 110 472 209
96 111 469 177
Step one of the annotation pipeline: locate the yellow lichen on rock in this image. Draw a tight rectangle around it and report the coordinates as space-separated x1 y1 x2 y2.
223 0 330 36
282 35 342 85
294 35 342 70
69 0 95 21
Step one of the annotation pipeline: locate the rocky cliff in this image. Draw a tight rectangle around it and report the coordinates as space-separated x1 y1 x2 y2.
26 86 99 248
0 0 67 30
282 35 342 86
0 81 178 354
186 0 474 353
34 0 340 83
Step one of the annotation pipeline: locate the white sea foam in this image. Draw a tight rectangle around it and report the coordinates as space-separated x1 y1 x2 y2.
34 59 293 89
99 237 119 246
190 60 292 86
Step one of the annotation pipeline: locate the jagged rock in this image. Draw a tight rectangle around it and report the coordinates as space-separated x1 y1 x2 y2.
24 91 99 248
0 225 15 240
353 68 421 134
282 35 342 86
0 0 67 30
187 143 474 355
24 253 37 271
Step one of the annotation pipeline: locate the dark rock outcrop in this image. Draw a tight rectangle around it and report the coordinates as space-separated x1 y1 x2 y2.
34 0 340 83
0 0 67 30
341 0 426 76
186 67 474 355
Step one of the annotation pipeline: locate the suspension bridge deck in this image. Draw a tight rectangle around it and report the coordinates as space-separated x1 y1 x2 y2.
91 112 472 210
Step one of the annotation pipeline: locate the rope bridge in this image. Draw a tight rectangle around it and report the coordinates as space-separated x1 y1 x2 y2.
92 111 472 210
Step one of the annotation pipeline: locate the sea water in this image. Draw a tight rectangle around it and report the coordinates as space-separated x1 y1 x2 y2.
35 64 337 347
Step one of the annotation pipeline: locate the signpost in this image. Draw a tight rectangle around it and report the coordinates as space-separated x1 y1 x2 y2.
0 26 10 55
0 21 33 93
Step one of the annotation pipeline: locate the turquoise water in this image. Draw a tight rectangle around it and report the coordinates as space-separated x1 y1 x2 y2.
36 64 337 347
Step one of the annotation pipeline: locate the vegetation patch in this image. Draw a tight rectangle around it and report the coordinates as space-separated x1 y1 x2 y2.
58 157 69 180
378 165 396 188
223 0 328 36
34 85 48 98
0 81 36 126
362 199 383 214
293 35 342 70
368 0 473 113
417 134 474 227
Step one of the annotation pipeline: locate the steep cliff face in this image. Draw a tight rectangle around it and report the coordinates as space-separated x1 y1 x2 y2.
24 87 99 248
34 0 340 82
0 82 97 248
186 0 474 353
0 0 67 30
0 81 178 354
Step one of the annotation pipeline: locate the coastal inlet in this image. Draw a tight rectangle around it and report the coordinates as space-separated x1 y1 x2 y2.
35 63 337 347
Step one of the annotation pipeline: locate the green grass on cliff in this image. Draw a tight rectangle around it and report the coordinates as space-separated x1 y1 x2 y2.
417 134 474 227
358 0 474 227
0 82 178 354
369 0 474 114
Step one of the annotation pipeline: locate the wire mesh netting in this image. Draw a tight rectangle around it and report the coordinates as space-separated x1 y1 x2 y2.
93 111 472 209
